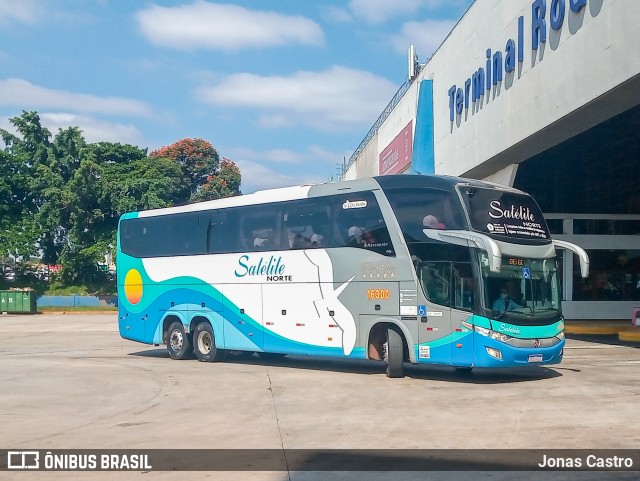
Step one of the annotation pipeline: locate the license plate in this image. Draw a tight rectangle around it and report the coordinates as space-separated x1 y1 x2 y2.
528 354 543 363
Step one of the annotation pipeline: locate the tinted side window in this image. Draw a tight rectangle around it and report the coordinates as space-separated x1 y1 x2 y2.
332 192 394 256
284 199 331 249
238 204 283 251
207 211 238 254
417 246 474 310
120 212 206 258
419 261 451 306
384 188 465 242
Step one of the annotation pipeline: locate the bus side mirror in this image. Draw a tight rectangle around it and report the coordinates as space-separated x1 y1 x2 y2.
553 240 590 278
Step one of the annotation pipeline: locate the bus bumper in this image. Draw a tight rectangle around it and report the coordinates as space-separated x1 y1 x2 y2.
473 334 565 368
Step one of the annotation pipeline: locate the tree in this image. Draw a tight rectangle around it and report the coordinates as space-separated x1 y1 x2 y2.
150 138 241 201
0 112 242 287
192 157 242 202
0 111 51 262
57 143 189 284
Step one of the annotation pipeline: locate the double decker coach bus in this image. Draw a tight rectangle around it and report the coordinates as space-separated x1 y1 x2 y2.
117 175 589 378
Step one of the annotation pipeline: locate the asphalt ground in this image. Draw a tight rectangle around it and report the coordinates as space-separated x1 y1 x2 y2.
1 314 639 481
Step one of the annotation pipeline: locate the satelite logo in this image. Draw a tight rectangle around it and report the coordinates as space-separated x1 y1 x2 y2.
7 451 40 469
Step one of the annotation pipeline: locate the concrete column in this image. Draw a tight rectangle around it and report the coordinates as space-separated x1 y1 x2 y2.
482 164 519 187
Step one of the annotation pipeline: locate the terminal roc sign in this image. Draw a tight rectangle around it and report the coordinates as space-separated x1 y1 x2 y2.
448 0 591 124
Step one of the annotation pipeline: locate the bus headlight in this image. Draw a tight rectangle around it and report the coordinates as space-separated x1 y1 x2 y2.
474 326 490 337
556 331 565 341
474 325 513 343
485 347 503 360
489 331 512 343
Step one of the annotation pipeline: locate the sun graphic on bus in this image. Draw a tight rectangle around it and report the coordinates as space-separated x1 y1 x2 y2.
124 269 143 305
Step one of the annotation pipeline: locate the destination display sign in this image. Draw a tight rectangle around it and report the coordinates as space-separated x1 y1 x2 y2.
460 187 550 242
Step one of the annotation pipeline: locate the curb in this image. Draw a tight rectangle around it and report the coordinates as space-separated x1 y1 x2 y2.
618 330 640 343
564 321 631 336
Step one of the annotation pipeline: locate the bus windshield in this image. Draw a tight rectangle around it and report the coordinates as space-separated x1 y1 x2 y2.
478 252 561 322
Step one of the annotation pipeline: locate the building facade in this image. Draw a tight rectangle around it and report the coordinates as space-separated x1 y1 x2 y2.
343 0 640 320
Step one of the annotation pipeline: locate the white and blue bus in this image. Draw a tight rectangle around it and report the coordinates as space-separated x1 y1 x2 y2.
117 175 589 377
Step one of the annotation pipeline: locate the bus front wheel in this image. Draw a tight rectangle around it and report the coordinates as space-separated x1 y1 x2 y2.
385 328 405 378
193 322 226 362
167 321 192 360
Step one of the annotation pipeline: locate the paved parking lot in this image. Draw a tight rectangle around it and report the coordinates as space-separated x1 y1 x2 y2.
1 314 639 480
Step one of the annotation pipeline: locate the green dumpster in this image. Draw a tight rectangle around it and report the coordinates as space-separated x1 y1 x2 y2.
0 290 37 314
10 291 20 312
0 291 8 312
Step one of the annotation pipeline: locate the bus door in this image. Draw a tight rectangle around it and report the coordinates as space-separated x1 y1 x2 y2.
449 261 475 368
417 260 474 366
417 261 453 365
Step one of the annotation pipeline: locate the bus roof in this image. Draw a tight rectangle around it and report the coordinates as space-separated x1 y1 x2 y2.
125 174 524 219
374 174 525 194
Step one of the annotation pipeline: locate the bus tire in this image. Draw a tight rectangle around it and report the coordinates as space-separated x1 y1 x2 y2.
167 321 191 360
385 327 404 378
193 322 226 362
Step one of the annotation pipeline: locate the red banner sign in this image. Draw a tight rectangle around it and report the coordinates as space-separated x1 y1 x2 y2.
379 120 413 176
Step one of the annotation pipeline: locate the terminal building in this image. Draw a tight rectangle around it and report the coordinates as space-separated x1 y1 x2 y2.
343 0 640 321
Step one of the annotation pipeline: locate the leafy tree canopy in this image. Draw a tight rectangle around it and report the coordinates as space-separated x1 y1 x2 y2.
0 111 242 287
150 138 241 201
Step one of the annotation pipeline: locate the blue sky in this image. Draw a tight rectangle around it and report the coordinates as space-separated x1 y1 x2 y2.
0 0 472 193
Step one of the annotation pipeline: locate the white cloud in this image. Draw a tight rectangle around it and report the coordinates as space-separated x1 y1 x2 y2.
0 0 96 26
349 0 464 24
136 1 324 51
195 66 397 130
232 147 303 164
308 145 351 164
391 19 456 57
0 0 41 25
228 145 347 165
235 158 324 194
320 6 352 23
40 113 144 144
0 79 154 117
256 114 293 129
1 112 144 145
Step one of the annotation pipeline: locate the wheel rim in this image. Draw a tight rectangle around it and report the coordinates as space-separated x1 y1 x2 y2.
198 331 212 355
169 329 183 351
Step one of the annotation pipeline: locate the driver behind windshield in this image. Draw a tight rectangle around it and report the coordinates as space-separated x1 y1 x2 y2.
492 286 522 312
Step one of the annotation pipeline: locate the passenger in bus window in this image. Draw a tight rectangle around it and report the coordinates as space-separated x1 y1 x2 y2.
423 215 446 230
310 233 323 247
253 229 272 249
254 237 269 249
492 286 522 312
291 233 311 249
347 226 363 246
361 229 376 245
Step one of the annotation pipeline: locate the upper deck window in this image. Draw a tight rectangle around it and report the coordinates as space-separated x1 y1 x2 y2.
383 188 465 243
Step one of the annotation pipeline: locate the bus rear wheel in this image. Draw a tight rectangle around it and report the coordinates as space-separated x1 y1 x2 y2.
167 321 191 360
193 322 226 362
385 327 404 378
